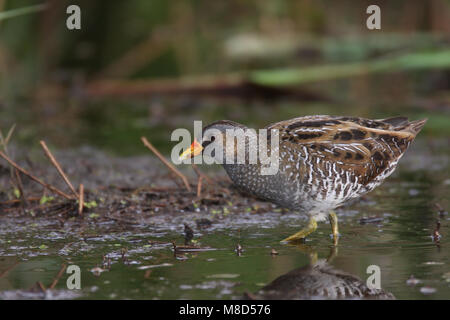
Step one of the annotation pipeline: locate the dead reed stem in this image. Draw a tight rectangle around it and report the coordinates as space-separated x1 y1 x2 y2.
14 168 29 211
191 163 214 184
141 136 191 192
0 150 73 200
40 141 79 198
48 264 67 290
196 176 203 198
78 184 84 217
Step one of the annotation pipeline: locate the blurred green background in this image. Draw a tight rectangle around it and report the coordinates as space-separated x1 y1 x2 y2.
0 0 449 154
0 1 449 301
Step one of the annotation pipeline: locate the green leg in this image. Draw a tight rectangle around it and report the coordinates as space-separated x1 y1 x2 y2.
329 211 339 246
282 217 317 243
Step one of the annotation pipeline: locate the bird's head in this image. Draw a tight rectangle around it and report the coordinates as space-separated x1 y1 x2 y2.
178 120 248 162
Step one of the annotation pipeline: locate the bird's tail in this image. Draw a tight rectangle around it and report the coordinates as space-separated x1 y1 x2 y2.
406 118 428 135
381 117 427 136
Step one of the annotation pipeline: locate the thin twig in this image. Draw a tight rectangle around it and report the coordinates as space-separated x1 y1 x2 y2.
40 141 79 198
141 136 191 192
192 163 231 195
144 270 152 279
0 150 73 200
0 261 19 278
78 184 84 217
0 124 16 152
0 124 18 195
36 281 46 292
14 168 29 210
191 163 215 184
0 197 40 205
196 176 203 198
48 264 67 289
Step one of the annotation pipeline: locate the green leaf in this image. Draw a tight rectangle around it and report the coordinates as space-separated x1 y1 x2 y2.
84 200 98 209
210 209 220 215
40 195 54 205
249 49 450 86
13 188 20 199
0 4 47 22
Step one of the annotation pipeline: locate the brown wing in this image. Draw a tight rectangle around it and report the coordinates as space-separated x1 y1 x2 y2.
267 115 426 188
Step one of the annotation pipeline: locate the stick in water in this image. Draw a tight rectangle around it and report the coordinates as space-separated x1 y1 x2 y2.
141 137 191 192
0 151 73 200
78 184 84 217
48 264 67 290
196 176 203 198
40 141 79 198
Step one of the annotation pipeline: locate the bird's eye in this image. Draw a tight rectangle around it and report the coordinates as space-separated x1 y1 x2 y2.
201 135 216 149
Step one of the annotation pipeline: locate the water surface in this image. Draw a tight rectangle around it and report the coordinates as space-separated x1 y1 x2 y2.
0 144 448 299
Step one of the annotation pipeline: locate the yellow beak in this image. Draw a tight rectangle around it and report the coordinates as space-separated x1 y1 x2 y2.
179 139 203 161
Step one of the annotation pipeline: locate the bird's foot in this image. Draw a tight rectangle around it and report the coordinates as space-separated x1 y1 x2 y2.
329 211 339 246
280 235 307 244
329 232 341 246
281 218 317 243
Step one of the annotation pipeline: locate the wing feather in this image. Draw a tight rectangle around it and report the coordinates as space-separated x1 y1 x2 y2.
266 115 423 187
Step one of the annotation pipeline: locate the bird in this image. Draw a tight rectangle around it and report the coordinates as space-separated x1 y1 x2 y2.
179 115 427 244
244 246 395 300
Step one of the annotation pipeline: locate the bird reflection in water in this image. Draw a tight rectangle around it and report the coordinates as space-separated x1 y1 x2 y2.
245 245 395 300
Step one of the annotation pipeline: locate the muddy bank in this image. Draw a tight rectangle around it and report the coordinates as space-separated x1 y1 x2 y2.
0 145 293 233
1 137 448 227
